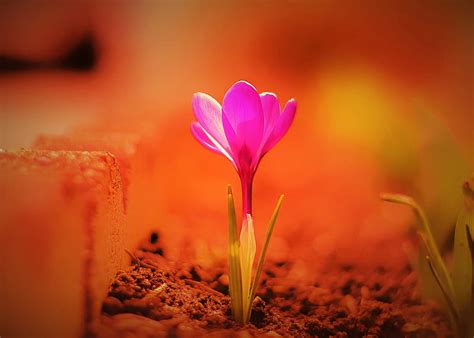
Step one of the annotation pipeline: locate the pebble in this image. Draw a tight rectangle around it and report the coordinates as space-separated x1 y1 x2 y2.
262 330 283 337
100 313 167 335
272 284 288 293
102 296 123 315
308 287 330 303
218 274 229 286
361 286 370 299
342 295 358 314
237 330 253 338
123 298 149 312
194 265 213 282
177 322 196 334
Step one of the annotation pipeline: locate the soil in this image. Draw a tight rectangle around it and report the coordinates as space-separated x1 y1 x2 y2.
99 231 452 338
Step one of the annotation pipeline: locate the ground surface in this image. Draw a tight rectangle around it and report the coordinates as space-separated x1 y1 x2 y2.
99 231 451 338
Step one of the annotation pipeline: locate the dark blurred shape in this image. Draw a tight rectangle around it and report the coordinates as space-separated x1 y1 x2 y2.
0 56 35 72
58 34 96 71
0 34 96 73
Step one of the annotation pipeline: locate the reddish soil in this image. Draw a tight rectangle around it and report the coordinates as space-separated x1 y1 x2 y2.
99 231 452 338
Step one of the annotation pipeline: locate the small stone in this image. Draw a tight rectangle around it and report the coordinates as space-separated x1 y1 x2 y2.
123 298 148 312
193 265 213 282
342 295 358 314
207 330 234 338
177 322 195 334
272 284 287 293
237 330 253 338
218 274 229 286
308 287 329 303
402 323 422 333
262 330 283 337
205 311 227 326
361 286 370 299
102 296 123 315
109 313 166 332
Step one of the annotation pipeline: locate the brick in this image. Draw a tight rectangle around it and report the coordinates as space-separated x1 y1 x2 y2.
34 127 164 252
0 150 128 338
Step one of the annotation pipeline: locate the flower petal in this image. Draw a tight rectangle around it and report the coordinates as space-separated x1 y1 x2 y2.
222 81 264 156
192 92 229 149
190 122 219 153
259 92 280 143
262 98 297 154
191 122 235 165
222 112 249 170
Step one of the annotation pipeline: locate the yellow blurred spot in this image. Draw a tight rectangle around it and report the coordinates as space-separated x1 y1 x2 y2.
316 66 417 177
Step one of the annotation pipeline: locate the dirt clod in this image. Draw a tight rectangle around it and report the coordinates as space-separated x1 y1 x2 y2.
100 233 452 337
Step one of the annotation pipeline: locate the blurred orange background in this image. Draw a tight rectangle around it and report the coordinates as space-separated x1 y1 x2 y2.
0 1 472 267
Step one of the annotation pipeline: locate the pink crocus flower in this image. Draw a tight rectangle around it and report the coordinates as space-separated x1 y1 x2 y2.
191 80 297 217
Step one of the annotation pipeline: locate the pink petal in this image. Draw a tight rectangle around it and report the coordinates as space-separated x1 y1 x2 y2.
259 92 280 142
192 93 229 149
262 98 297 154
191 122 235 165
221 111 240 148
222 111 247 170
190 122 219 153
222 81 264 156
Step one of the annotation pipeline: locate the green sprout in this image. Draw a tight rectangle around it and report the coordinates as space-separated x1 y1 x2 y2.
381 176 474 337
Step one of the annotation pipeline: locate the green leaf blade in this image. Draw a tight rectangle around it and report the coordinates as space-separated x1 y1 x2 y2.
425 255 460 336
452 209 472 319
248 195 284 319
227 186 243 323
381 193 456 303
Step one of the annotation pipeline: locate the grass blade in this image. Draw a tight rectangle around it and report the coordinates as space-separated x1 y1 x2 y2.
452 210 472 319
426 255 460 336
467 209 473 240
248 195 284 318
227 185 243 323
381 193 456 303
462 178 474 239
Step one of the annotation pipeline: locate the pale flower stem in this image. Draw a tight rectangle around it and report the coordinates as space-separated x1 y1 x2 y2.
240 214 256 324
